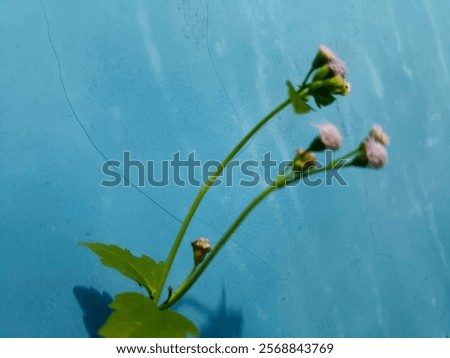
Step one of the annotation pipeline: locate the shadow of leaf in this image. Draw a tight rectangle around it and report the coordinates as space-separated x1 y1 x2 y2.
177 285 243 338
73 286 113 338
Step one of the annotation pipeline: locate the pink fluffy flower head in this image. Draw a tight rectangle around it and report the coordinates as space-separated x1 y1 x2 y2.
364 136 388 169
328 57 347 78
315 122 342 150
312 45 336 69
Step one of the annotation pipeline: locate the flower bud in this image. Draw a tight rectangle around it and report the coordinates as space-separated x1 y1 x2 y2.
309 123 342 151
310 76 351 96
312 57 347 82
308 75 350 109
312 45 336 70
328 58 347 78
294 148 317 171
192 238 212 265
369 125 390 145
312 65 333 81
343 81 351 95
352 137 388 169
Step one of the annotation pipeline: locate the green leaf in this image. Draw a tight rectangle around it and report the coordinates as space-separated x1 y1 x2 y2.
81 242 165 299
286 80 311 114
99 292 199 338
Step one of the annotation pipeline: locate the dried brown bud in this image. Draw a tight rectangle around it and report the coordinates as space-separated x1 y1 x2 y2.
191 238 212 265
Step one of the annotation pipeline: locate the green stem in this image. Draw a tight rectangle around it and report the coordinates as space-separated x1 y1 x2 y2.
160 147 361 309
309 148 360 175
301 67 314 89
185 265 197 282
155 65 316 303
160 184 278 309
154 97 292 303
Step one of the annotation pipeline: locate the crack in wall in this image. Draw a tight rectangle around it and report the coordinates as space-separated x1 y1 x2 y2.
40 0 183 224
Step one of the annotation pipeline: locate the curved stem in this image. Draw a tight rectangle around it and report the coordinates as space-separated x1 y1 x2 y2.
155 66 316 303
154 98 291 303
160 147 361 309
160 184 278 309
301 67 314 89
185 265 197 282
309 148 360 175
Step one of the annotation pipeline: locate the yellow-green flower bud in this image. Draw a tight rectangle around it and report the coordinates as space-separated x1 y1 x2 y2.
312 56 347 81
294 148 317 171
309 76 351 97
308 75 350 107
312 65 333 81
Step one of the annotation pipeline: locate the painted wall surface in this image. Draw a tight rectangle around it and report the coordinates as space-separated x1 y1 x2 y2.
1 0 449 337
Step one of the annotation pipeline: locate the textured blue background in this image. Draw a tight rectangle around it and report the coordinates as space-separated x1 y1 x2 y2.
1 0 449 337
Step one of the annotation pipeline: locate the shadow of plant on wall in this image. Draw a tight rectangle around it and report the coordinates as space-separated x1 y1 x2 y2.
73 285 242 338
81 45 390 337
73 286 113 338
177 286 243 338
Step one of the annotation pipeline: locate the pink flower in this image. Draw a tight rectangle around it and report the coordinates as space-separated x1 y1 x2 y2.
328 57 347 78
312 45 337 69
313 122 342 150
364 136 388 169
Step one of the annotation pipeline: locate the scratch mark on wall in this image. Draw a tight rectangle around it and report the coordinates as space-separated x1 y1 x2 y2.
40 1 182 224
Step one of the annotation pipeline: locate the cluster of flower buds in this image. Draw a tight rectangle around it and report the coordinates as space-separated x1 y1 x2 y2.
191 237 212 265
308 45 351 107
298 122 389 171
293 148 317 172
352 125 390 169
292 122 342 173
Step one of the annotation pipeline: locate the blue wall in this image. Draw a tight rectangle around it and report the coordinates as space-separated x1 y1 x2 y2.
1 0 449 337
